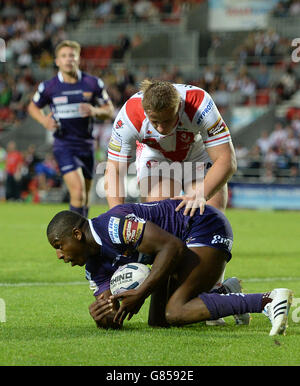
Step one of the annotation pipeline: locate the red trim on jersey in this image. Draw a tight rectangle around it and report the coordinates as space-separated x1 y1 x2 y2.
125 97 145 133
108 150 131 158
204 133 231 144
185 89 205 122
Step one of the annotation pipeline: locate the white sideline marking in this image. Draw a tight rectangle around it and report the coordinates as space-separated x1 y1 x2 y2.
0 277 299 288
0 281 87 287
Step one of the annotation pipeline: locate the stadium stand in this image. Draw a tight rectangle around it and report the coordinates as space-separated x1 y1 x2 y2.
0 0 299 203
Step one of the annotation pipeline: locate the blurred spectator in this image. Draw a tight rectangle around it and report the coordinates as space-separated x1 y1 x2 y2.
276 65 298 101
34 153 60 194
256 130 272 155
260 164 276 184
5 140 24 201
289 0 300 16
256 64 271 89
235 144 249 169
133 0 159 22
95 0 114 23
112 34 131 60
269 122 287 148
288 165 300 184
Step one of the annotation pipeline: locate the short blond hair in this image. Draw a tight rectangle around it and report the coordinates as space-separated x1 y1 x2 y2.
140 79 180 112
55 40 81 57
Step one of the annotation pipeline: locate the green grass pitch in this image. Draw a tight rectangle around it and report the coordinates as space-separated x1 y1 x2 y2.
0 202 299 366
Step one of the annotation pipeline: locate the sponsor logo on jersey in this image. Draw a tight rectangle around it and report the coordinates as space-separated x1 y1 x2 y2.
196 99 214 124
53 96 68 104
207 117 229 137
115 119 124 129
108 217 121 244
108 135 122 152
123 215 145 245
211 235 233 250
146 160 159 169
82 91 93 101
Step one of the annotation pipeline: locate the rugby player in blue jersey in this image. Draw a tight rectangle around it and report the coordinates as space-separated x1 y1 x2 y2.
46 199 292 336
28 40 114 217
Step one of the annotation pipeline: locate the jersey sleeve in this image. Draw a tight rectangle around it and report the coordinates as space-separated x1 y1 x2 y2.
191 90 232 148
106 213 146 249
85 263 111 297
94 77 111 106
107 103 141 163
32 82 51 108
119 214 146 249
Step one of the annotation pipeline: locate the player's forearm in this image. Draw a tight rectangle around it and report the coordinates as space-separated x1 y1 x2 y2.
104 160 127 208
93 103 114 120
203 154 236 201
138 240 185 300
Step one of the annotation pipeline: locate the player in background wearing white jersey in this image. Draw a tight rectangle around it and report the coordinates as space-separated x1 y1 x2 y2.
104 80 238 326
28 40 114 217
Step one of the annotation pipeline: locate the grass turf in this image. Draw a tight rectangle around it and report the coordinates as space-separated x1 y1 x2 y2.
0 202 300 366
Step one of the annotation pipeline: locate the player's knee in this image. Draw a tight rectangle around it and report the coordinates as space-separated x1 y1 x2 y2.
70 185 86 203
165 305 182 326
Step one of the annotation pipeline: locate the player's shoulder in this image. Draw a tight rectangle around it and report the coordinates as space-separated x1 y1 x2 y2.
121 92 145 133
81 71 105 89
37 74 60 92
175 84 211 123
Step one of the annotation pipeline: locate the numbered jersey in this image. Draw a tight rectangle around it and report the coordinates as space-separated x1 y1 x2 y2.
32 70 110 149
107 84 231 163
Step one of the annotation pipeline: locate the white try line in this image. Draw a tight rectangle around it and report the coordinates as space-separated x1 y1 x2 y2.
0 277 299 288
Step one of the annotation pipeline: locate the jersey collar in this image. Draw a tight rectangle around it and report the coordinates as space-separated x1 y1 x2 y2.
57 69 82 83
88 219 102 246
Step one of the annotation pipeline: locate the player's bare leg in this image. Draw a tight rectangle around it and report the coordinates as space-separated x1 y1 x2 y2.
165 246 227 324
84 177 92 217
63 168 87 215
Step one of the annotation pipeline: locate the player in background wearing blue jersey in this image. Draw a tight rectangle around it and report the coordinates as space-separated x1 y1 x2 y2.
46 200 292 336
28 40 114 217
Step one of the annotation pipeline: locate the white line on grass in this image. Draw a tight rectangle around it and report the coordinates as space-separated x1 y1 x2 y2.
0 277 299 288
0 281 87 287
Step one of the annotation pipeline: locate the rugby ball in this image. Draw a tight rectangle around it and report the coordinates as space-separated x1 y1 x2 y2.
110 263 151 295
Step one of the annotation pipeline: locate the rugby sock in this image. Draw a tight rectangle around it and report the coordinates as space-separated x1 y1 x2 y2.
69 204 85 216
199 292 272 320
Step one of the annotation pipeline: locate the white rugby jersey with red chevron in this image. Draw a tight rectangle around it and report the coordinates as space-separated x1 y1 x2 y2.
107 83 231 163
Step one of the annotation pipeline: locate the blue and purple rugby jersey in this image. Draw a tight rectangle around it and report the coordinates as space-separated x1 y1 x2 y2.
32 70 109 149
85 199 233 296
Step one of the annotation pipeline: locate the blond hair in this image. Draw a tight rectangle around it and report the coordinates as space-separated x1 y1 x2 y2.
55 40 81 57
140 79 180 112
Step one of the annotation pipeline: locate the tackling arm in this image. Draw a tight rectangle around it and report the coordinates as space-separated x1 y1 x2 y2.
204 141 237 202
104 159 130 208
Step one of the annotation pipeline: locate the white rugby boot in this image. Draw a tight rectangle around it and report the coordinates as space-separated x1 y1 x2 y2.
262 288 293 336
222 277 251 325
